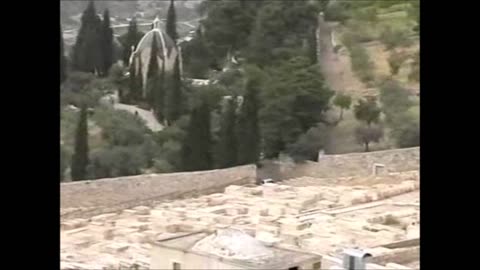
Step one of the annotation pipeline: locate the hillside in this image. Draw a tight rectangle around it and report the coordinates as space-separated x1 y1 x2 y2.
320 0 419 99
60 0 419 182
316 0 419 154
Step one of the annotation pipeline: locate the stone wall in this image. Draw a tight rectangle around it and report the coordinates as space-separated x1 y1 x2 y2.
259 147 419 181
61 165 256 211
370 246 420 265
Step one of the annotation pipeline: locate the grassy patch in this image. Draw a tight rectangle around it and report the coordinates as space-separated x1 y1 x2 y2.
325 109 393 154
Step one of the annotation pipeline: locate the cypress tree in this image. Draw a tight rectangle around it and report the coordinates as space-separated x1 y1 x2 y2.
101 9 114 76
123 18 140 65
165 56 182 124
128 60 141 102
181 101 212 171
146 36 165 121
308 26 318 64
164 0 182 125
216 98 238 168
71 0 103 74
153 64 166 122
93 14 104 75
236 75 261 165
166 0 178 42
61 25 67 83
71 105 90 181
148 37 159 75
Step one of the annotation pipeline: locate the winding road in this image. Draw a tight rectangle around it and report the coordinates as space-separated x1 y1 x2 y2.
113 103 164 132
102 91 164 132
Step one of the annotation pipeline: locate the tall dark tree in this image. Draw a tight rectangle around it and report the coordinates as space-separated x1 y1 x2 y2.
147 36 160 81
307 27 318 64
165 56 182 124
71 0 103 74
61 25 67 83
153 67 166 122
237 68 261 165
181 29 212 78
146 36 165 121
128 60 142 102
181 101 212 171
166 0 178 42
71 106 90 181
260 57 333 158
121 18 143 65
216 98 238 168
60 145 68 182
201 0 259 60
164 0 182 125
247 1 318 66
101 9 114 76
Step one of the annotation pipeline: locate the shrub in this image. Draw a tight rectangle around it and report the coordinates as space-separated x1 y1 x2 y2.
349 45 375 83
90 145 147 179
324 1 351 22
286 123 331 162
152 117 189 171
354 97 381 125
354 124 384 152
158 139 183 170
108 63 126 84
153 159 175 173
409 51 420 82
60 72 104 108
341 31 356 48
392 118 419 148
353 7 378 22
342 24 376 45
93 108 149 147
379 79 412 125
390 106 419 148
333 44 342 53
388 50 409 75
380 27 412 50
333 93 352 121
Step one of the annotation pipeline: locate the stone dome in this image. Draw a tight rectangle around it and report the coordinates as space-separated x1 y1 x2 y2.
129 17 180 97
191 229 274 262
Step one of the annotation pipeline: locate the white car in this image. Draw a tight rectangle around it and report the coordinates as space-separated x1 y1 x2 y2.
261 179 274 185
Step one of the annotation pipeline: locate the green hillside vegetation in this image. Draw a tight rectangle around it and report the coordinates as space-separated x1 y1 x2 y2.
60 0 419 182
328 0 419 88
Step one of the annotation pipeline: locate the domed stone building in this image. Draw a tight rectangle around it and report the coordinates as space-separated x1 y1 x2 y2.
128 17 181 98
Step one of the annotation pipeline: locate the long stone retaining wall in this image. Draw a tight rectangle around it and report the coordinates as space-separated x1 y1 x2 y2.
61 165 256 214
259 147 419 181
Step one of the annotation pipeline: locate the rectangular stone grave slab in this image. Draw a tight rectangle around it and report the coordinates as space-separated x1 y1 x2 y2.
122 209 137 215
132 206 151 215
65 227 88 235
137 216 150 222
104 243 130 253
91 213 117 222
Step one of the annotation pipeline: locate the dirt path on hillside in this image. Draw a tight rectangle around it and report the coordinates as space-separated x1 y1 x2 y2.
114 103 164 132
317 14 369 98
99 91 164 132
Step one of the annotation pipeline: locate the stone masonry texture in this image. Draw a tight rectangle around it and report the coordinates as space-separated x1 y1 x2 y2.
61 165 256 209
